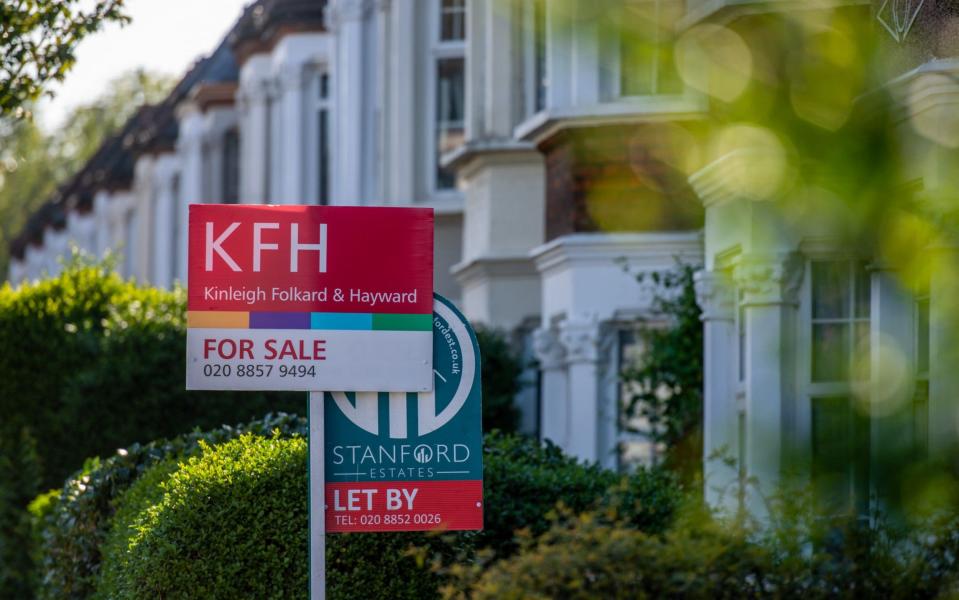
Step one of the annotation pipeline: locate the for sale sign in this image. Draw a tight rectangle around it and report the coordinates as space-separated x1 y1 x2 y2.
324 294 483 532
186 204 434 392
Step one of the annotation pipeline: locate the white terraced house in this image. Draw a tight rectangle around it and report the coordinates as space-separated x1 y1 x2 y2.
10 0 959 516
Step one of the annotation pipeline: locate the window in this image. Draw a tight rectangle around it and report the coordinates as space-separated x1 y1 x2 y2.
913 278 930 459
222 129 239 204
523 0 547 115
264 92 275 202
431 0 466 191
619 0 682 97
808 260 872 515
616 328 661 470
171 173 181 282
810 260 870 383
737 288 746 383
316 72 330 205
440 0 466 41
812 396 870 515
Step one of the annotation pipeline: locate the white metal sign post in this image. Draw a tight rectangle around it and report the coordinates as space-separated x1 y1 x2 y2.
309 392 325 599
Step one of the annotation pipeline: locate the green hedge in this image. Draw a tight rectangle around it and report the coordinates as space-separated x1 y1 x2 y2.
33 413 307 600
0 261 303 597
34 427 679 599
458 506 959 599
112 434 309 599
0 260 302 491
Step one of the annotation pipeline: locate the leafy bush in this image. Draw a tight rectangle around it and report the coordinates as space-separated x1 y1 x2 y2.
0 427 41 598
0 260 301 597
95 458 181 599
457 504 959 600
33 412 307 600
477 431 679 559
110 434 309 599
0 259 302 491
474 328 523 433
622 262 703 483
63 430 679 599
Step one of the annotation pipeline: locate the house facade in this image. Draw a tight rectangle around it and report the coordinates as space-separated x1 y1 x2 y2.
9 0 959 513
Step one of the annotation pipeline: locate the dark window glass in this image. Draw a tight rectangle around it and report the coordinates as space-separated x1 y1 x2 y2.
222 129 240 204
440 0 466 41
917 296 930 375
812 322 850 382
533 0 547 111
812 396 869 515
812 261 849 319
317 109 329 205
435 57 465 189
619 1 681 96
855 262 871 318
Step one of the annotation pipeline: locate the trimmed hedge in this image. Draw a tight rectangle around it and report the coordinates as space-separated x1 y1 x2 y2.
0 261 302 597
33 412 307 600
35 427 680 599
114 434 309 599
0 260 302 490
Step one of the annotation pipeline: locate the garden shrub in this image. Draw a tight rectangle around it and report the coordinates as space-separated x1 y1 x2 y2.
454 503 959 600
108 434 309 599
34 412 307 600
0 426 41 598
0 259 302 491
0 260 301 598
74 430 679 599
474 327 523 433
476 431 679 559
95 458 181 599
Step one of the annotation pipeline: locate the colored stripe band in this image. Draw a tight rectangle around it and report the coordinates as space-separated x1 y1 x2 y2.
188 311 432 332
187 311 249 329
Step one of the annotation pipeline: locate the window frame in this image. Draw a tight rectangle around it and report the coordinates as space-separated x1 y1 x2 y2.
427 0 467 197
798 253 873 515
614 321 667 472
613 0 684 100
304 68 332 206
522 0 548 117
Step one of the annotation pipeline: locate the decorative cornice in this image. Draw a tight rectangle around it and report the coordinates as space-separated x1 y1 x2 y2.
559 317 613 365
451 255 539 286
530 232 703 275
733 253 804 307
325 0 375 30
533 328 566 371
441 138 540 175
694 270 735 321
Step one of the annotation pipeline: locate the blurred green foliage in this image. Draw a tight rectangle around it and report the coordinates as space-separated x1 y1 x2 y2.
622 263 703 483
474 327 523 433
0 0 129 118
0 70 173 275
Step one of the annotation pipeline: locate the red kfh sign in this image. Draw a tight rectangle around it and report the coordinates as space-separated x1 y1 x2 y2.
186 204 435 392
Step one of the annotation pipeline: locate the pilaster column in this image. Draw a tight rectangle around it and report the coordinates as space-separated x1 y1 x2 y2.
328 0 373 205
236 56 271 204
277 64 308 203
733 253 803 514
533 327 568 448
93 191 111 257
152 155 179 289
695 269 738 510
929 242 959 454
177 105 206 283
559 316 615 465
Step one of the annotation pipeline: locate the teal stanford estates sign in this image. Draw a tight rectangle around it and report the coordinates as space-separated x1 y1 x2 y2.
323 294 483 532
